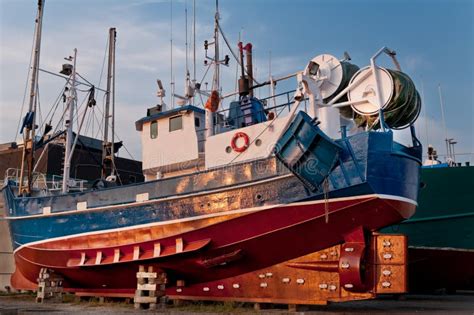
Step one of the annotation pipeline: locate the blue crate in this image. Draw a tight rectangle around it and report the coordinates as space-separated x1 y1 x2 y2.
275 111 343 191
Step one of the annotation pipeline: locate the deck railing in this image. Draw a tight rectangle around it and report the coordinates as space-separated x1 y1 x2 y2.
3 168 88 194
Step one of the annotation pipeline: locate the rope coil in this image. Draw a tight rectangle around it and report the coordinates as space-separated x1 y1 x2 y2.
353 69 422 130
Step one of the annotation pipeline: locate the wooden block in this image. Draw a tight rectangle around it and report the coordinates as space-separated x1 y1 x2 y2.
136 272 157 279
77 201 87 210
153 243 161 257
136 193 149 202
79 252 87 266
157 273 167 285
176 238 184 253
113 249 121 263
133 246 141 260
134 296 157 303
95 251 103 265
137 283 157 291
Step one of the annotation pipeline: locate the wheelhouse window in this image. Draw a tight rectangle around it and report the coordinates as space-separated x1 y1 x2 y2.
150 120 158 139
169 115 183 132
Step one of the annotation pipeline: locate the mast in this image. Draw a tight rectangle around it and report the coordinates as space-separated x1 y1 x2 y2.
245 43 253 97
213 0 220 92
170 0 174 108
205 0 219 138
185 2 189 80
111 28 116 175
102 27 116 178
62 48 78 193
193 0 196 83
18 0 45 195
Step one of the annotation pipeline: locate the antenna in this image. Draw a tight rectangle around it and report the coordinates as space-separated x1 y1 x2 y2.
193 0 196 83
185 1 189 78
170 0 174 108
438 84 449 161
420 78 429 149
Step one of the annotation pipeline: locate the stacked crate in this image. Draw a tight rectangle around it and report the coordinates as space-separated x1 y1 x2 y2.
134 265 166 309
36 268 63 303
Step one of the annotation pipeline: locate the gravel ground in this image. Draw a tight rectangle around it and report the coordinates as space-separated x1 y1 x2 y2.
0 293 473 314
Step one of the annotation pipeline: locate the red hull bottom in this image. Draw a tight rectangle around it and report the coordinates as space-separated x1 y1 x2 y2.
17 231 409 306
12 195 414 293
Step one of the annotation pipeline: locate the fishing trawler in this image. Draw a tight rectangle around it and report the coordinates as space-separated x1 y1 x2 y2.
383 145 474 292
2 0 422 303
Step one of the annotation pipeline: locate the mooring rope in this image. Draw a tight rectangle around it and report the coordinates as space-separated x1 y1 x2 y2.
323 177 330 224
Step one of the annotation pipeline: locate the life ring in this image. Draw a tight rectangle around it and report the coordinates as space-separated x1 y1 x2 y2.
231 132 250 153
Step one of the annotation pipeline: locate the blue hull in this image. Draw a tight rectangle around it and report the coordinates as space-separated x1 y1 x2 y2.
3 130 421 250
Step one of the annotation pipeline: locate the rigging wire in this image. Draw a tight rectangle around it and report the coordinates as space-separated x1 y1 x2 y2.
35 82 43 130
83 107 93 135
97 36 110 89
93 109 104 140
233 30 241 101
14 20 38 141
39 85 67 132
111 127 137 161
199 63 213 87
217 22 260 85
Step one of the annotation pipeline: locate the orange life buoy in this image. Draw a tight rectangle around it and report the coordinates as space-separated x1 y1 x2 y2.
231 132 250 153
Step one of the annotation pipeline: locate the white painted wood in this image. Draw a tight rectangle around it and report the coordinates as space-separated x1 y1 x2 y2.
95 251 103 265
204 117 289 169
140 110 202 178
153 243 161 257
136 193 149 202
76 202 87 211
176 238 184 253
113 249 121 263
42 206 51 214
133 246 141 260
79 252 87 266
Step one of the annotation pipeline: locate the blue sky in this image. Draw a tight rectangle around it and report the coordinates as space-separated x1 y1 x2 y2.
0 0 473 162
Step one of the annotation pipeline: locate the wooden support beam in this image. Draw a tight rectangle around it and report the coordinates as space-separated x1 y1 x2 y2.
133 246 141 260
79 252 87 266
95 251 103 265
176 238 184 253
153 243 161 258
113 249 121 263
